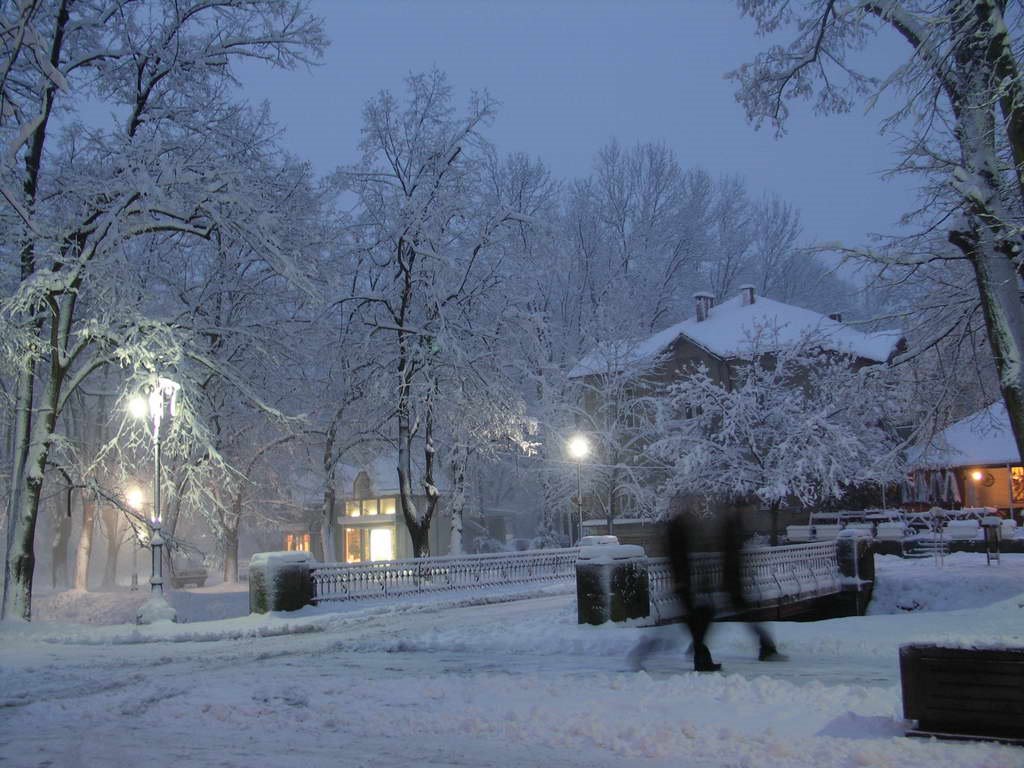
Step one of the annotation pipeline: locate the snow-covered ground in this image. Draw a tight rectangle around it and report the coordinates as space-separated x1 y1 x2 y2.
2 554 1024 767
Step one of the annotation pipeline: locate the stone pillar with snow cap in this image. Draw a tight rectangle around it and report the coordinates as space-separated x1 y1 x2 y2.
249 551 316 614
836 529 874 616
576 544 649 625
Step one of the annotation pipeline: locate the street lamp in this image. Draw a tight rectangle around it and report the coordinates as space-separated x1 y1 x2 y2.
129 376 180 624
567 434 590 544
125 485 144 591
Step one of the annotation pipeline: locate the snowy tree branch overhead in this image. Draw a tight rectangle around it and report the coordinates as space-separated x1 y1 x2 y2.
731 0 1024 477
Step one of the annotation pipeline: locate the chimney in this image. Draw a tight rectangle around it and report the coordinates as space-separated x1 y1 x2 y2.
828 312 842 323
693 292 714 322
739 284 756 306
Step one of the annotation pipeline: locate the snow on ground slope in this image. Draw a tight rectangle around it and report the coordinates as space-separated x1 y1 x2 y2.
1 555 1023 767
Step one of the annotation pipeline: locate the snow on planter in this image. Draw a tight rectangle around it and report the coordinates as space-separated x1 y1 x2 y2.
576 544 649 625
249 551 316 614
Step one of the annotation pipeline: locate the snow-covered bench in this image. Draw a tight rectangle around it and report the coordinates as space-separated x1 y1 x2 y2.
785 524 841 543
942 519 981 541
875 522 910 541
170 568 208 588
843 522 874 535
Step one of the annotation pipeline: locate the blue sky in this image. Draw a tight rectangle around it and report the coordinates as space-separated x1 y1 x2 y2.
237 0 917 248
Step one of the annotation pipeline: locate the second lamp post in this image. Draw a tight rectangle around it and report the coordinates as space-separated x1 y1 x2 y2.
129 377 180 596
567 434 590 544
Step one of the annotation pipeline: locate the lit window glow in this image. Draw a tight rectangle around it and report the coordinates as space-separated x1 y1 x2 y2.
285 533 311 552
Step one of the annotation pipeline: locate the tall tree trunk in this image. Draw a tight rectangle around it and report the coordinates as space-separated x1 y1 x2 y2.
448 446 469 555
946 11 1024 467
1 0 72 623
222 496 242 583
320 482 335 562
100 507 122 588
73 494 95 591
320 423 338 562
50 481 73 589
3 348 64 619
2 366 36 618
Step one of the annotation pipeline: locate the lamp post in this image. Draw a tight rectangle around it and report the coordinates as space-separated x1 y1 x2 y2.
128 377 180 623
125 485 144 591
567 434 590 544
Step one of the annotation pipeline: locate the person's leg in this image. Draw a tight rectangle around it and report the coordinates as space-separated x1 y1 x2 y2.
687 604 720 672
729 587 787 662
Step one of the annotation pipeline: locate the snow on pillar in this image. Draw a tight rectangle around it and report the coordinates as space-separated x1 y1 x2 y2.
249 551 316 613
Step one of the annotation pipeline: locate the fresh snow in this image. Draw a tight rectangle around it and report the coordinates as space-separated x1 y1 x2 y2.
2 554 1024 767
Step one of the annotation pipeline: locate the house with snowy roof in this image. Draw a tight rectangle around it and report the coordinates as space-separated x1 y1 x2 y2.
569 286 904 545
570 286 903 382
908 401 1023 519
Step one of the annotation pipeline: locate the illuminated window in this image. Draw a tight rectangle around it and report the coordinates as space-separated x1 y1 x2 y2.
1013 467 1024 504
284 533 310 552
370 528 394 561
346 501 361 517
363 499 379 516
381 498 396 515
345 529 363 562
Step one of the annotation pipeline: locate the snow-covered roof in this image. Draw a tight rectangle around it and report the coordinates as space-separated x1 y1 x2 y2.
569 291 903 378
909 401 1021 468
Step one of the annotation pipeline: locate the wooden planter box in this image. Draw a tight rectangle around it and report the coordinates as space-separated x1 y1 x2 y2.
900 644 1024 743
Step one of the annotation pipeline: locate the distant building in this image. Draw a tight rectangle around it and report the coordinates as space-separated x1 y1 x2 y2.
329 456 451 562
908 401 1023 520
569 286 904 543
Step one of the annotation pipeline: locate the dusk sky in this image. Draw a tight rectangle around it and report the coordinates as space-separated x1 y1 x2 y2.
237 0 918 250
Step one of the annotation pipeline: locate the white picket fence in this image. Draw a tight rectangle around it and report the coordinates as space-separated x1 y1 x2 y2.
311 540 843 610
311 548 579 603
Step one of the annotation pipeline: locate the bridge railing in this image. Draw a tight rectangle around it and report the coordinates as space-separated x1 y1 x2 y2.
648 540 842 619
312 547 579 603
312 539 842 608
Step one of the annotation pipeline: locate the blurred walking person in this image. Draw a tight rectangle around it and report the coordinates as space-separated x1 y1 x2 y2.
721 509 786 662
630 512 721 672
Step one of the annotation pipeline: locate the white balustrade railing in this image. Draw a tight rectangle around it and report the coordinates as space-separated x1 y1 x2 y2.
648 540 841 619
312 547 579 603
312 540 842 612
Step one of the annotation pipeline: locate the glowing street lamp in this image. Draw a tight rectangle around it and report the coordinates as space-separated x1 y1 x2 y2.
128 377 180 623
125 485 145 510
125 485 144 591
567 434 590 543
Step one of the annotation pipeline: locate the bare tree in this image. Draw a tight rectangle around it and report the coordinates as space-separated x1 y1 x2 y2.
731 0 1024 465
0 0 325 620
337 70 527 557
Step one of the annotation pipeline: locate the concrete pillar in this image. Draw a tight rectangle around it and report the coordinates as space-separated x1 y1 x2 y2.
575 544 649 625
836 530 874 616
